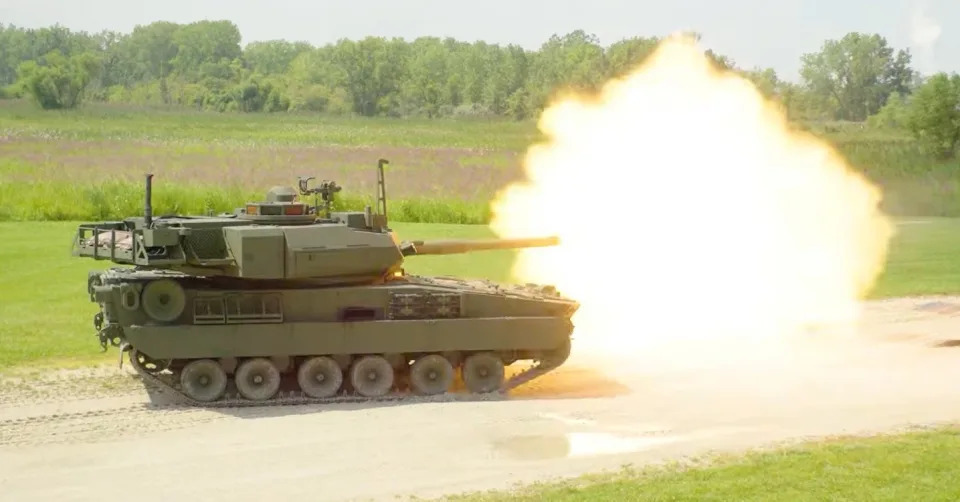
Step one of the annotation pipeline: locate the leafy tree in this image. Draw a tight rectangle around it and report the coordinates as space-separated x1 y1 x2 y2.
903 73 960 158
401 37 454 117
8 21 927 123
704 49 735 71
286 47 342 88
743 67 782 98
525 30 606 111
0 25 31 86
170 20 242 79
332 37 408 116
243 40 312 75
123 22 180 82
800 32 915 121
867 92 910 129
482 44 528 116
454 41 494 106
16 50 100 109
0 23 98 87
604 36 659 78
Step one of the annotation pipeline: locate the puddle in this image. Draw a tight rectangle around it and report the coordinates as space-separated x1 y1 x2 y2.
492 432 684 461
934 340 960 348
915 301 960 315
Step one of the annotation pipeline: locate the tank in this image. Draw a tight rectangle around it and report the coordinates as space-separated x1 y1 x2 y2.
73 159 579 406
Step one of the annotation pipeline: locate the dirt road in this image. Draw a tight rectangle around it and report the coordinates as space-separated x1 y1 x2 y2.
2 296 959 501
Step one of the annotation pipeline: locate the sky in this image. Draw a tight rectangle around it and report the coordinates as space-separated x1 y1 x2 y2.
0 0 955 82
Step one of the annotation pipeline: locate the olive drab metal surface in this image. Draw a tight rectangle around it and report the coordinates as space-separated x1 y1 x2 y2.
74 159 579 406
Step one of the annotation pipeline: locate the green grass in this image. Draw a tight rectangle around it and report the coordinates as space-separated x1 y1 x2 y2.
0 221 515 371
0 102 946 175
0 100 540 150
870 218 960 297
0 181 491 224
451 426 960 501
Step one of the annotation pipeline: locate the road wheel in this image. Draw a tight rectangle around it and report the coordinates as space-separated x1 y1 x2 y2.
409 354 454 395
180 359 227 402
462 352 504 393
349 355 394 397
235 358 281 401
298 356 343 398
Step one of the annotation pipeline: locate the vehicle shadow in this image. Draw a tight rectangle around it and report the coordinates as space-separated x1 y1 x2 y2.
135 364 633 420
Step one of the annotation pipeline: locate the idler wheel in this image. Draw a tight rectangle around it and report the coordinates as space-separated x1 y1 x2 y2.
297 356 344 398
235 358 281 401
349 355 394 398
180 359 228 402
409 354 454 395
130 348 170 374
141 279 186 322
462 352 505 393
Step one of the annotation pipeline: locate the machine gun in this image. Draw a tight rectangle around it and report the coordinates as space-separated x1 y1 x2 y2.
298 177 342 219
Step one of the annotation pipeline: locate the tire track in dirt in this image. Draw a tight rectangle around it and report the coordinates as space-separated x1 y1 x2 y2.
0 361 633 449
0 366 146 407
0 405 225 447
0 366 235 447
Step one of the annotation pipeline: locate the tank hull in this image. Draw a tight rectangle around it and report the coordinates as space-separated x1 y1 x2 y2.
89 268 577 406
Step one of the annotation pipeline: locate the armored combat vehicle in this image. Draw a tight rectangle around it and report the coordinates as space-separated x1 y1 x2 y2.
73 159 578 406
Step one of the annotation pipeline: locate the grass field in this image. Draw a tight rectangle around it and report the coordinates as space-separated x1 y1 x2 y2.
2 100 960 222
0 100 540 149
0 100 526 223
453 426 960 501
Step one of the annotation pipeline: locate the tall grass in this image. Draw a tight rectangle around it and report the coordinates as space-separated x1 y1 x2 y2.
0 181 490 224
792 121 960 216
0 100 541 150
2 103 960 220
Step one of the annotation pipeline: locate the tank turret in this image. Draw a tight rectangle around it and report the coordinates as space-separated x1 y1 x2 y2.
73 159 557 284
75 159 578 406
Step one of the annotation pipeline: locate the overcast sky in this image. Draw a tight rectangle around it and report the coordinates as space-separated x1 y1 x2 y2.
1 0 954 81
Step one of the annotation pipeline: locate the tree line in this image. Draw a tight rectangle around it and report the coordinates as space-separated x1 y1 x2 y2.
1 20 957 157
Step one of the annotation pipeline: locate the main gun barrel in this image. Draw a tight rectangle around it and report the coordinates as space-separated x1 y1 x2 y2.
401 236 559 256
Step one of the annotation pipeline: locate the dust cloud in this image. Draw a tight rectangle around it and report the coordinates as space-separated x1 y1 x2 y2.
490 35 894 373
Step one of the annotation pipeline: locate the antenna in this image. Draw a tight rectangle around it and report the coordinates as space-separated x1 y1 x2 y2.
376 158 389 228
144 173 154 227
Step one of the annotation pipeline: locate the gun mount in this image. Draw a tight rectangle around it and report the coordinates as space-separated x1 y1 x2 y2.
74 159 578 407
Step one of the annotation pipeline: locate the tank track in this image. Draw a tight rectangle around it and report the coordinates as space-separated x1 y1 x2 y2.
125 345 571 408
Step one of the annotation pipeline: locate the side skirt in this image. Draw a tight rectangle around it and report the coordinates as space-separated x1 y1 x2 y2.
125 316 573 360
